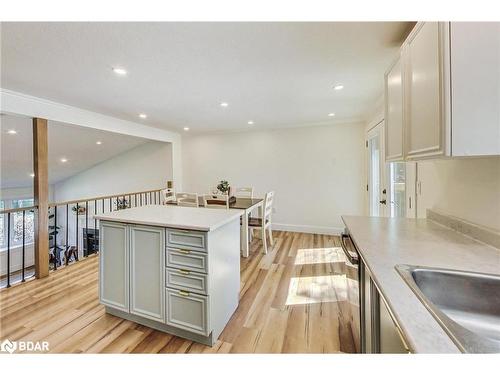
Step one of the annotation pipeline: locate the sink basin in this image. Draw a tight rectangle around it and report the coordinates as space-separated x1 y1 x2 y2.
396 264 500 353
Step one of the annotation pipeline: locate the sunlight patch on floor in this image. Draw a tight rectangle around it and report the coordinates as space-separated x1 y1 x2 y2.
285 274 347 305
294 247 346 266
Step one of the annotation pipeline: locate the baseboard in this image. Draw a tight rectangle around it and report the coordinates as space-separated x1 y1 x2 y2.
271 223 344 235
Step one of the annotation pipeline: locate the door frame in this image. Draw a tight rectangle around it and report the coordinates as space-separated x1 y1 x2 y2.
365 120 417 219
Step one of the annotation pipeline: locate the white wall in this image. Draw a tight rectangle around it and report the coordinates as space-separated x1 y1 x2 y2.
417 157 500 231
54 141 173 201
182 122 366 234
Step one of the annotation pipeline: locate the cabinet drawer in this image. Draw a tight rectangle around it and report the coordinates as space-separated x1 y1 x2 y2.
166 288 210 336
166 248 208 273
166 267 208 295
167 229 206 251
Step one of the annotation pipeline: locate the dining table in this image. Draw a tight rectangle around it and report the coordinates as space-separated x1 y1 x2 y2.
167 196 264 257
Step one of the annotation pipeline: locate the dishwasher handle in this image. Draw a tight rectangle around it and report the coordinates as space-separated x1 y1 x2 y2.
340 233 359 265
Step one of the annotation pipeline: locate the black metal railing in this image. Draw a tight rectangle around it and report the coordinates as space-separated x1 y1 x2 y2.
0 188 164 289
0 205 38 288
47 188 163 272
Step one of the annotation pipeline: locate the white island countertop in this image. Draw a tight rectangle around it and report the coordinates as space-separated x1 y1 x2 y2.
95 205 243 231
342 215 500 353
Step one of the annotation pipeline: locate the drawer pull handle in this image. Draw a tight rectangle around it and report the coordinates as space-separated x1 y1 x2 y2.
179 290 190 296
178 249 191 254
179 269 190 275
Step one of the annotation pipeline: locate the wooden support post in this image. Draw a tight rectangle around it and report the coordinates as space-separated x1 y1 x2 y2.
33 118 49 278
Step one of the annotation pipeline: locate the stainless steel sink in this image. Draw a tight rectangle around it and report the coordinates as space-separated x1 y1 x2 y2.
396 264 500 353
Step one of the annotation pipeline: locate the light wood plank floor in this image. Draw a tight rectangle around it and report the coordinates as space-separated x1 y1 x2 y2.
0 231 355 353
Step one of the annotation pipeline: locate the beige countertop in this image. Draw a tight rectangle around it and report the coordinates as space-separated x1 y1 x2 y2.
342 215 500 353
95 205 243 231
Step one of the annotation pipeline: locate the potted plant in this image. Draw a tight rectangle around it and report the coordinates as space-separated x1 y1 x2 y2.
116 197 129 210
48 212 63 268
71 205 86 215
217 180 231 196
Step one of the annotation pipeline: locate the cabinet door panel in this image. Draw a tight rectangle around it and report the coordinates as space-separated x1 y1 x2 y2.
99 221 129 312
385 57 404 161
406 22 446 158
166 288 210 336
451 22 500 156
130 225 165 322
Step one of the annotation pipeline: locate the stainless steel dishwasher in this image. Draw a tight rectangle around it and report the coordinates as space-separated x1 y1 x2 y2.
340 230 361 353
341 229 410 354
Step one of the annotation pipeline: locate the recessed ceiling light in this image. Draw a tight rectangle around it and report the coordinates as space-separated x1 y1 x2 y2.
220 102 229 108
96 141 102 145
112 67 127 76
60 158 68 163
183 127 190 131
29 173 35 178
247 121 254 125
139 113 147 119
7 129 17 135
333 84 344 91
328 113 336 117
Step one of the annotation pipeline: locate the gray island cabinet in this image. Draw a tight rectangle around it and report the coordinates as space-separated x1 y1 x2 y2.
95 205 243 346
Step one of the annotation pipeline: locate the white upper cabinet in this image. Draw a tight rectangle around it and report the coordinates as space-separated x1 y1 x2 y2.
405 22 450 159
450 22 500 156
384 55 405 161
384 22 500 161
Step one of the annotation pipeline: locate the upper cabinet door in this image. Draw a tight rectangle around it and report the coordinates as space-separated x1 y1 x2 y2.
451 22 500 156
130 225 165 322
405 22 450 159
385 56 404 161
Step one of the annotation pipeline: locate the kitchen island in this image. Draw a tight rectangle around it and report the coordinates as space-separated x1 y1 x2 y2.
94 205 243 346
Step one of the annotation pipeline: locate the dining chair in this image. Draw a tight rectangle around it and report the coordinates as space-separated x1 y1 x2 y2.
203 194 229 209
176 192 199 207
234 187 254 198
248 191 274 254
235 187 255 240
161 188 175 204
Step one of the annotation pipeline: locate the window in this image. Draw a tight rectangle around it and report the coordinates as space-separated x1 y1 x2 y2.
12 199 35 246
0 201 4 247
0 198 35 249
389 162 406 218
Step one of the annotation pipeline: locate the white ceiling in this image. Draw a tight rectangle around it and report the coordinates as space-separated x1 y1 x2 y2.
0 113 149 189
0 22 412 134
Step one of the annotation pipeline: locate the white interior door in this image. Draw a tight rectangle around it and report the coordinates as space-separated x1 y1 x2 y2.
366 122 387 217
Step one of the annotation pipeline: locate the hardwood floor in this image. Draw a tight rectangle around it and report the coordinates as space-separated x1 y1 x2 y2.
0 231 355 353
